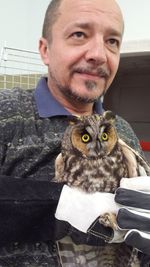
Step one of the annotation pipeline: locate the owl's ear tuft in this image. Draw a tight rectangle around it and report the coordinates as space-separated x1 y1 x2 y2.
67 115 82 125
103 110 116 124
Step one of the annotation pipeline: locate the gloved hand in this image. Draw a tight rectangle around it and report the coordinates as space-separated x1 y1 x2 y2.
55 185 118 245
115 177 150 255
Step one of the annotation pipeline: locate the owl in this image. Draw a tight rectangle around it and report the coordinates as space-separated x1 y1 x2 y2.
55 111 150 192
55 111 150 267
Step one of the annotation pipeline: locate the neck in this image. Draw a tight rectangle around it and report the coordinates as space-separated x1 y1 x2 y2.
55 92 94 116
64 102 94 116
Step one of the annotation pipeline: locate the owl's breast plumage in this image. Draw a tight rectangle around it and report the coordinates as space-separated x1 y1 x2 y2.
61 146 128 193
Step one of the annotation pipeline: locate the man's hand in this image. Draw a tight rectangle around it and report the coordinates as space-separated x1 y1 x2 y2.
115 177 150 255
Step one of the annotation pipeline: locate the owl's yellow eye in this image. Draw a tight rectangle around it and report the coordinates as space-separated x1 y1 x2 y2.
101 132 108 141
81 134 90 143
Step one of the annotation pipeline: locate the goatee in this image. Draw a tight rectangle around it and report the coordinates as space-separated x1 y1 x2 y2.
59 84 99 104
49 70 103 104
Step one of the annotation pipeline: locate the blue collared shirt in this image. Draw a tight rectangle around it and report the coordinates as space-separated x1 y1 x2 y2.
34 77 103 118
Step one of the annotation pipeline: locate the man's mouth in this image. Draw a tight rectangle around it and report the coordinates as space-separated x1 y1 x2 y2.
73 67 110 80
76 71 100 80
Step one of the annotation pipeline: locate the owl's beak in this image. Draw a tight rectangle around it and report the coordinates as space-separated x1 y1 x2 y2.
96 139 102 153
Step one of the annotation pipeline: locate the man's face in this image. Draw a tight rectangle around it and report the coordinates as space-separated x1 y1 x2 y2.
41 0 124 104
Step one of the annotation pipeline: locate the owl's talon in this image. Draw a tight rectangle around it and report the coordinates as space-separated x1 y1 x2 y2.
99 212 118 230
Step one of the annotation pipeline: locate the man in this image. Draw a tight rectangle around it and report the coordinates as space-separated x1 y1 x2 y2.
39 0 123 115
0 0 149 266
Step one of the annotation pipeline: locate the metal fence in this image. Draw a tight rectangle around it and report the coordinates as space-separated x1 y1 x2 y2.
0 46 47 89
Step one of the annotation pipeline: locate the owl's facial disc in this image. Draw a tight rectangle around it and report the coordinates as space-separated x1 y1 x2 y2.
71 127 90 156
98 124 118 155
71 119 118 158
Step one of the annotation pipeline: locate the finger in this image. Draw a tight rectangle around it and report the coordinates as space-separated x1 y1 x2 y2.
115 188 150 210
125 230 150 256
117 208 150 231
120 177 150 192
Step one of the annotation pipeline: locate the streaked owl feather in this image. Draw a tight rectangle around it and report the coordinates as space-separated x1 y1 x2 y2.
54 111 150 267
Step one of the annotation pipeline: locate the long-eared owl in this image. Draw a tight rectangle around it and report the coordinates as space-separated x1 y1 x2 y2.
55 111 150 267
55 111 150 192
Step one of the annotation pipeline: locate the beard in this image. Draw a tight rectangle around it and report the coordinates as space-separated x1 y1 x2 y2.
49 65 109 104
59 84 100 104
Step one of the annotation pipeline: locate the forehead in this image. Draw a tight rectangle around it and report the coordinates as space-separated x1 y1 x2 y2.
55 0 124 34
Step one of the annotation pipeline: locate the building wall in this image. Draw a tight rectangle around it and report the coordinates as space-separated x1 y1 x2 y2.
0 74 43 90
104 73 150 138
104 54 150 162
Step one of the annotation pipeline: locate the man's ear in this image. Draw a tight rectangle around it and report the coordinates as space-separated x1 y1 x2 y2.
39 37 50 66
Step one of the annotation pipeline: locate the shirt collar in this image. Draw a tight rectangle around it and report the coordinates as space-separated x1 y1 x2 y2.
34 77 103 118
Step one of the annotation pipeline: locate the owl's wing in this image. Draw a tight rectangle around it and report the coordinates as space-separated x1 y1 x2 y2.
118 138 150 177
54 153 65 182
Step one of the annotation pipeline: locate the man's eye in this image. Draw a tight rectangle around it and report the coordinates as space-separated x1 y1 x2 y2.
71 32 86 39
107 38 120 47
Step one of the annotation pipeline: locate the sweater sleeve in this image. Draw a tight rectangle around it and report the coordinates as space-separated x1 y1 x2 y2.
115 115 143 156
0 89 66 245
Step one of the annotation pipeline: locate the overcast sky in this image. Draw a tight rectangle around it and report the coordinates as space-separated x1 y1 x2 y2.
0 0 149 52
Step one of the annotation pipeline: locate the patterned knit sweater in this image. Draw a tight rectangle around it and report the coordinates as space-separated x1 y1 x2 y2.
0 87 145 267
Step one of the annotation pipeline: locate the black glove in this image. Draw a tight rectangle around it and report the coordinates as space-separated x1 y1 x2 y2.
115 177 150 256
55 218 113 246
0 175 64 245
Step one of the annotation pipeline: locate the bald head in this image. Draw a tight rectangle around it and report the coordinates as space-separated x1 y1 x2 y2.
42 0 124 43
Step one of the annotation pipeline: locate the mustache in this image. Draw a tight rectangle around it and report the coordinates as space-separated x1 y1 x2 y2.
71 66 110 79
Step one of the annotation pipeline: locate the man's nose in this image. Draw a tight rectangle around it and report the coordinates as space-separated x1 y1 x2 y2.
85 38 107 65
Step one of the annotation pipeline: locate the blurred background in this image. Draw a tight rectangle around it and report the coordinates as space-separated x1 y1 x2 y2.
0 0 150 51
